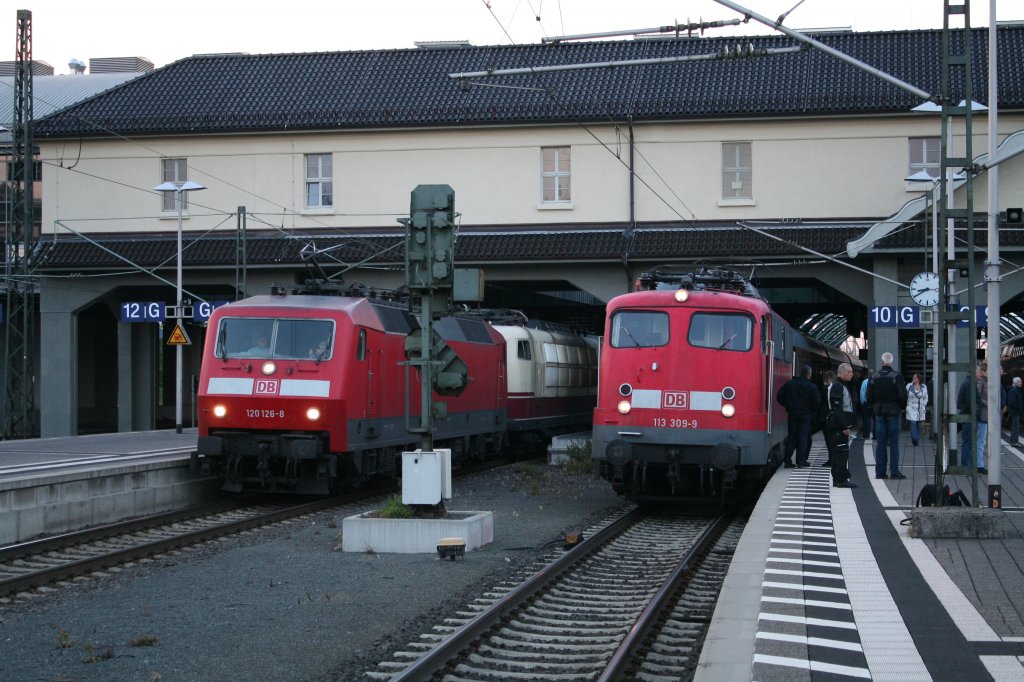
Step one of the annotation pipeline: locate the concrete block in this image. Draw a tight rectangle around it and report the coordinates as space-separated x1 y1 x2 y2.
909 507 1008 539
342 510 494 554
547 431 591 466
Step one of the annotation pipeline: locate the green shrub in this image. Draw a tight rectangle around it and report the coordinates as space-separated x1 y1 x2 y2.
563 438 592 475
375 495 414 518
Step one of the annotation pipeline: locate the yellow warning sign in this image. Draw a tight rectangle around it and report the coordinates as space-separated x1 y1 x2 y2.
167 324 191 346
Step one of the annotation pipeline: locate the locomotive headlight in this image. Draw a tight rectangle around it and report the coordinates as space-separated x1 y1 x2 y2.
213 404 227 418
261 361 277 375
617 400 632 415
674 289 689 302
721 403 736 418
306 407 322 421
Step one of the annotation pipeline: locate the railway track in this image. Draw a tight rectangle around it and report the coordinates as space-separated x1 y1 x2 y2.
0 492 381 602
366 506 746 681
0 456 523 604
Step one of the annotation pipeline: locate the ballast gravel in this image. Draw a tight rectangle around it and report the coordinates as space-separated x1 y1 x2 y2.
0 463 625 682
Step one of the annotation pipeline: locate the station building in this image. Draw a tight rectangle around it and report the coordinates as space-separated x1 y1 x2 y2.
18 26 1024 436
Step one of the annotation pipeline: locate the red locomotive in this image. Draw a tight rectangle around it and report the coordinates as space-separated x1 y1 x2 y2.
591 267 864 502
192 284 596 494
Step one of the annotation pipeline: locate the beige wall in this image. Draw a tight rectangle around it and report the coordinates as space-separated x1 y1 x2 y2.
38 114 1024 237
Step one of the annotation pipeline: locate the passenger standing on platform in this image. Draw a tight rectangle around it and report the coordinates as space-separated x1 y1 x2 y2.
957 362 988 474
905 373 928 447
828 362 858 488
820 370 837 467
858 368 874 441
867 352 908 480
776 365 820 468
1009 377 1023 447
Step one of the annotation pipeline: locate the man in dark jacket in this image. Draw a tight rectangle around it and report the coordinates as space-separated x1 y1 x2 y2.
1009 377 1023 447
828 362 858 488
867 352 909 479
777 365 821 468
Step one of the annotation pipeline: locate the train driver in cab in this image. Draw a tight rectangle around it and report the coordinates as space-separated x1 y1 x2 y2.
308 339 329 360
247 334 270 357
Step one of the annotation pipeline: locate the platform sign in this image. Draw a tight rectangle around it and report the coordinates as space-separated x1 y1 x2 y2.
193 300 229 322
869 306 920 328
166 324 191 346
956 305 988 328
121 301 166 322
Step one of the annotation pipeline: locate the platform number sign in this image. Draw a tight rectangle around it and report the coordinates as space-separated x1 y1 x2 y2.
121 301 166 322
194 301 229 322
869 306 920 328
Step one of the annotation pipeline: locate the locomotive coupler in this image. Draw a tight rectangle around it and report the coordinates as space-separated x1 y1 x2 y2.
223 455 243 493
667 461 680 495
257 445 271 486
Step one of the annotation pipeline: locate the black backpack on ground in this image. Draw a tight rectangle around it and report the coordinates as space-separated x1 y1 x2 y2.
916 483 948 507
915 483 971 507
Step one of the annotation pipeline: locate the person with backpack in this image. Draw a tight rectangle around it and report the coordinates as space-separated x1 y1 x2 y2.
867 352 908 479
1008 376 1023 447
858 368 873 441
905 373 928 447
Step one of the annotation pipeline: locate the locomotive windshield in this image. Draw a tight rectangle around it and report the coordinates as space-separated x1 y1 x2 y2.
688 312 753 351
610 311 669 348
216 317 335 360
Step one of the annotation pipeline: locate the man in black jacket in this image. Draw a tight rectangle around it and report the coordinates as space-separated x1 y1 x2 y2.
828 362 858 488
777 365 821 468
866 352 908 480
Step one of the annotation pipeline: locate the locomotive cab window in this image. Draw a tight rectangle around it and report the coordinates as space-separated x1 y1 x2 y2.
356 329 366 361
688 312 753 352
216 317 335 360
610 311 669 348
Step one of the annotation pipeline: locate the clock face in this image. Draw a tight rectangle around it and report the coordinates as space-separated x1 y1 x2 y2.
910 271 940 307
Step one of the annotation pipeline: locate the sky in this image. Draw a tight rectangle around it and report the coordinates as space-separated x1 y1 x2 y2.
3 0 1019 74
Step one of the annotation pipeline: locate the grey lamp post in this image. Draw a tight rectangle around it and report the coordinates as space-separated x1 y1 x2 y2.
154 180 206 434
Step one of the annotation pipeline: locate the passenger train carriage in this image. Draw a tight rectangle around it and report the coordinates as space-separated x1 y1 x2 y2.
591 268 864 502
493 320 598 455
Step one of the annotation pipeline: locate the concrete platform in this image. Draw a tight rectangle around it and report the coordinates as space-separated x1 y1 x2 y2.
0 429 219 544
697 427 1024 682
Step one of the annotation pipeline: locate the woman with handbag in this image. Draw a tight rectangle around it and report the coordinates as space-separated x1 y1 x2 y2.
905 373 929 446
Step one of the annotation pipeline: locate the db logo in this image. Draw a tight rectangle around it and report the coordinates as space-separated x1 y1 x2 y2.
254 379 279 395
663 391 688 409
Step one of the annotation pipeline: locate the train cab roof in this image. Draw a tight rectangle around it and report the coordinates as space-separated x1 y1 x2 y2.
211 294 415 333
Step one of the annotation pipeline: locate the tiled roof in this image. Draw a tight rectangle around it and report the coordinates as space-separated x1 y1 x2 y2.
0 73 144 130
35 222 880 270
38 219 1024 271
33 27 1024 138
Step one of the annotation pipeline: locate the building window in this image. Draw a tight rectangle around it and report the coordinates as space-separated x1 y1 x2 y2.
541 147 571 203
6 160 42 182
160 158 188 212
909 137 940 178
721 142 752 200
305 153 333 208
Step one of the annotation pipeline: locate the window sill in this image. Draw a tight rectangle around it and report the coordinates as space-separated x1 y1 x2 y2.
158 212 191 220
905 181 939 193
301 207 335 216
717 198 756 207
537 202 574 210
